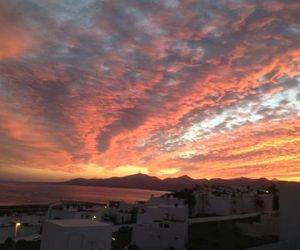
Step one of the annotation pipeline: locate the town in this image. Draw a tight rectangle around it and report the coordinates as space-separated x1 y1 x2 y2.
1 182 299 250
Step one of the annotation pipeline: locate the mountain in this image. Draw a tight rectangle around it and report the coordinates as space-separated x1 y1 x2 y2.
161 175 205 190
61 174 274 191
64 174 162 190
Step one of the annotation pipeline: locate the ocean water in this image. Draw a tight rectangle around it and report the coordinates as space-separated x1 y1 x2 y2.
0 182 168 206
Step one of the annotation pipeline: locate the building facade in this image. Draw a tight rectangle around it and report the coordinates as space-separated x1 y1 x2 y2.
41 219 113 250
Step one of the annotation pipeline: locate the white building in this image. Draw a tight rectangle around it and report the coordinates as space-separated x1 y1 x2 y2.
260 194 274 212
0 215 11 226
247 183 300 250
105 201 139 224
193 192 234 216
0 224 40 244
148 195 185 207
137 205 188 224
46 201 105 221
0 215 41 243
238 194 256 214
132 197 188 250
21 215 41 226
41 219 113 250
133 220 187 250
193 188 274 216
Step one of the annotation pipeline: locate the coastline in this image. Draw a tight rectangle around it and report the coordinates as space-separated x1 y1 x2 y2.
0 182 168 208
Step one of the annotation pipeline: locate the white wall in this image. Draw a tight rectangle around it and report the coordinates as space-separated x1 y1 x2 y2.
149 196 185 207
239 195 256 214
21 215 40 225
279 183 300 248
47 210 93 220
260 195 274 212
0 216 11 226
132 198 188 250
247 183 300 250
115 212 132 224
208 195 232 215
0 225 40 243
132 221 187 250
41 220 112 250
193 191 274 216
138 206 188 224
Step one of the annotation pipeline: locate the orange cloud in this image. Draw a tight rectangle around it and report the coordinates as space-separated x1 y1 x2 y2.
0 2 37 59
0 0 300 182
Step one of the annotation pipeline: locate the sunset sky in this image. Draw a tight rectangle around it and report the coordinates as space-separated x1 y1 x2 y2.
0 0 300 182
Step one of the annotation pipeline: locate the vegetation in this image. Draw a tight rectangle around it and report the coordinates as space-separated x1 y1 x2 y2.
127 245 139 250
112 227 132 250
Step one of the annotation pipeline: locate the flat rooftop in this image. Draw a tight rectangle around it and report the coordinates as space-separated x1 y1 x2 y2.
47 219 112 228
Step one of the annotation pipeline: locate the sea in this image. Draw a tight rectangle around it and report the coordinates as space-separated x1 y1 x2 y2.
0 182 168 206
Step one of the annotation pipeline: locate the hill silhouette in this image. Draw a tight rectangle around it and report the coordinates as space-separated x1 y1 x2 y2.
62 173 275 191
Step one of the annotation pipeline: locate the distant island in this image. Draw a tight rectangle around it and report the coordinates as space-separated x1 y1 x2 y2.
60 173 276 191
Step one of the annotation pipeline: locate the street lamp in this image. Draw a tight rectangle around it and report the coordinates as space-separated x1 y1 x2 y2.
13 222 21 250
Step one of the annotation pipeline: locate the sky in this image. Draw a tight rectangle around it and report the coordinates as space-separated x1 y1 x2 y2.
0 0 300 182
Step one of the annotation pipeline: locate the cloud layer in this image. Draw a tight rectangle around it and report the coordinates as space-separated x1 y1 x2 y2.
0 0 300 181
